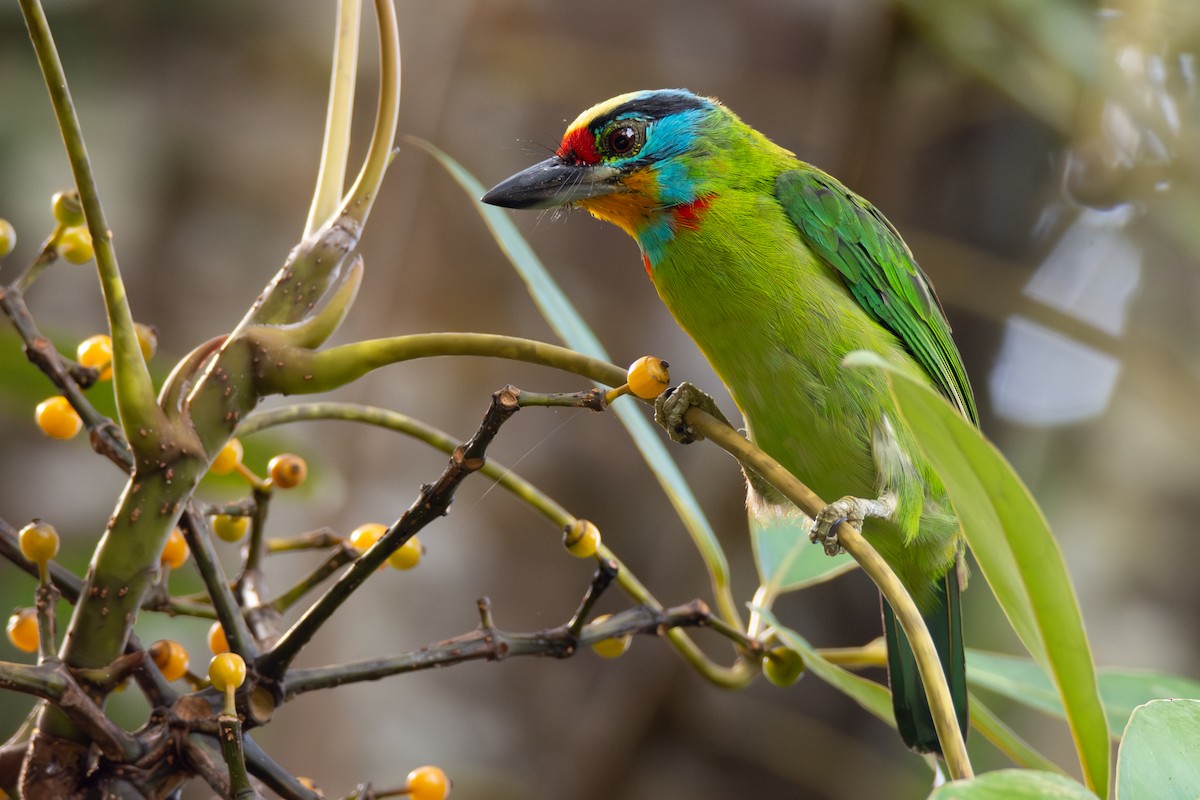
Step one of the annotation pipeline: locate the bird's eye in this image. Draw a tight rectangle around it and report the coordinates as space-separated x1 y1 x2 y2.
603 122 644 158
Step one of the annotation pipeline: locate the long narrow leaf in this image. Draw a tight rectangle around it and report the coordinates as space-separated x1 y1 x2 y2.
845 350 1110 797
969 649 1200 735
420 139 736 622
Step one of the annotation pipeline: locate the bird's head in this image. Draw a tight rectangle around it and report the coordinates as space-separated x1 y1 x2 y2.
481 89 734 240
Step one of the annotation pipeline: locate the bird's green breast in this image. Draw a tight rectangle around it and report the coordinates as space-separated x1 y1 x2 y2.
645 188 910 505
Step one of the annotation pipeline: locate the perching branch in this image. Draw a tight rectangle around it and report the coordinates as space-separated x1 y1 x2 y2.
680 405 974 780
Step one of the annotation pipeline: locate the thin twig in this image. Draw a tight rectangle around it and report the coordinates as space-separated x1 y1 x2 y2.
257 386 522 679
283 599 719 697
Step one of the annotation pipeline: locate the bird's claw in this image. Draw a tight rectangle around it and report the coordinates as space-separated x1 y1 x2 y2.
653 381 729 444
809 496 868 557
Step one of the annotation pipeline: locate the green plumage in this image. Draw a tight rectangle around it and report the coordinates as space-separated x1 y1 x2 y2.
482 89 974 755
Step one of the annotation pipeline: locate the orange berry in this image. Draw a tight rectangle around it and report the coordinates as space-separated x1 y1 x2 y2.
388 535 422 570
160 527 188 570
35 396 82 440
348 523 386 553
207 621 229 655
208 652 246 692
57 226 93 264
626 356 670 399
406 765 450 800
588 614 631 659
209 438 243 476
267 453 307 489
19 520 59 565
563 519 600 558
6 608 38 653
149 639 189 682
76 334 113 381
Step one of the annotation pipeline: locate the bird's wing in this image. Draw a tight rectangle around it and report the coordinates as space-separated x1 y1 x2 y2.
775 167 977 424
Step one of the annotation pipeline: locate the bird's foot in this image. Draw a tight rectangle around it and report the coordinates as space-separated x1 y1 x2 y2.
654 381 730 444
809 493 897 557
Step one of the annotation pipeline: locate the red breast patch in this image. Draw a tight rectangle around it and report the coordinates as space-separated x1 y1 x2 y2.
673 195 713 231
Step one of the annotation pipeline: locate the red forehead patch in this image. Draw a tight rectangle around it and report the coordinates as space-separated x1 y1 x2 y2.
558 126 600 165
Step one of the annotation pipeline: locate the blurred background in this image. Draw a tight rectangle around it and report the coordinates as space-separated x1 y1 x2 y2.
2 1 1199 798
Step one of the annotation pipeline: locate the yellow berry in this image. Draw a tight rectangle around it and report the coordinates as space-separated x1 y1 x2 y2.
563 519 600 558
160 527 188 570
76 334 113 381
212 514 248 543
763 646 805 687
57 226 93 264
6 608 38 653
267 453 307 489
35 396 82 440
51 190 84 227
626 356 671 400
406 765 450 800
208 652 247 692
209 438 243 476
0 218 15 259
149 639 189 682
19 520 59 565
348 523 386 553
208 621 230 655
588 614 631 659
134 322 158 360
388 535 422 570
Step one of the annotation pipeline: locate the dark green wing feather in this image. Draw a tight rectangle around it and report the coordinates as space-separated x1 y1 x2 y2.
776 167 977 424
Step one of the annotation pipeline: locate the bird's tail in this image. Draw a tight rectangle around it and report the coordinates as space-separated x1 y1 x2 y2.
882 570 968 755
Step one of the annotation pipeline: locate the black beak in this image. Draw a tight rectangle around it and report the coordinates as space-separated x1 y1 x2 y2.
481 157 621 210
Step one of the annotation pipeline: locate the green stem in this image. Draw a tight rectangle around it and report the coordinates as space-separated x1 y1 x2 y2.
263 332 627 396
269 548 356 613
305 0 362 237
217 714 257 800
18 0 162 440
338 0 399 227
240 401 573 526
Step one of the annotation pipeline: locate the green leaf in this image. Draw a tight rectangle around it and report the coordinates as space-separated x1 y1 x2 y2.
967 650 1065 719
968 693 1068 775
755 606 895 727
969 649 1200 737
928 769 1098 800
750 510 856 594
1116 699 1200 800
844 350 1110 798
418 139 735 622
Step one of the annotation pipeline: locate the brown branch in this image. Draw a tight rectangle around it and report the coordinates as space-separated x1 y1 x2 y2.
282 598 717 698
0 284 132 471
256 385 523 679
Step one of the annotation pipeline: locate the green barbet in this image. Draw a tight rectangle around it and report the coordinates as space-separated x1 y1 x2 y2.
482 89 974 755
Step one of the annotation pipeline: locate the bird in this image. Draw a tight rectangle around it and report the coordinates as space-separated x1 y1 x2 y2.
481 88 973 755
